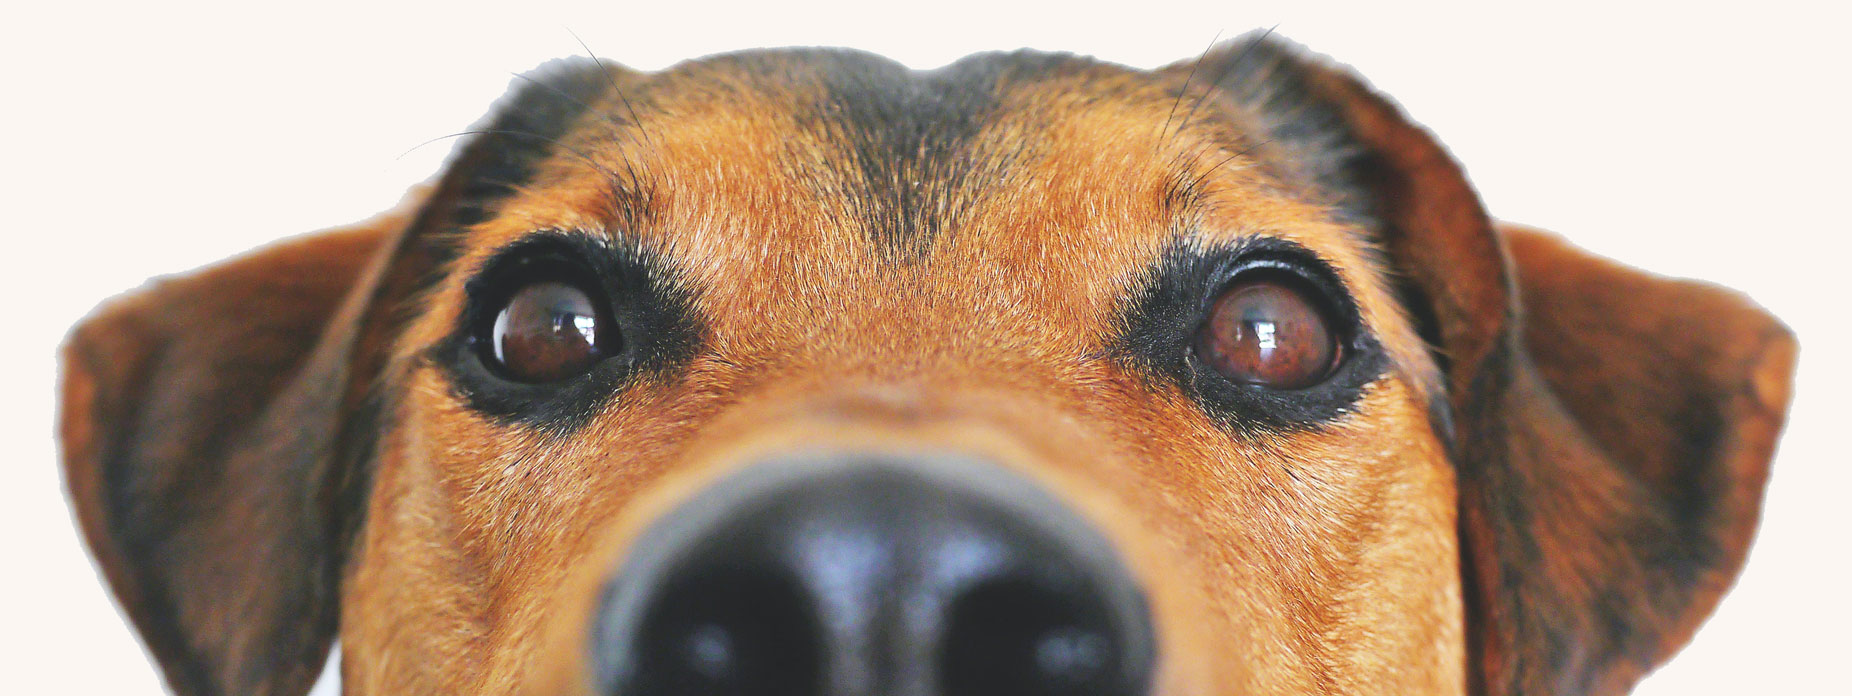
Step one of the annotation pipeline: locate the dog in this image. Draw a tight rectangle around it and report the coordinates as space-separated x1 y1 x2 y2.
58 31 1796 695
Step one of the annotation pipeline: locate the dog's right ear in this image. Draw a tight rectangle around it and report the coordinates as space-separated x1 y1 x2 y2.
58 56 629 696
59 207 412 696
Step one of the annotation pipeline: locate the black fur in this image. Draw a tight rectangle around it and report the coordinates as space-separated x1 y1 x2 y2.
1186 35 1382 230
799 49 1076 256
406 57 632 300
452 57 624 228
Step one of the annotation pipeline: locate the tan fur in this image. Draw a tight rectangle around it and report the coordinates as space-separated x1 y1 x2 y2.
59 36 1793 696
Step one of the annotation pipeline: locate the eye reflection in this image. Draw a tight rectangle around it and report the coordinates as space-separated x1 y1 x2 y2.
1195 275 1339 389
487 281 613 383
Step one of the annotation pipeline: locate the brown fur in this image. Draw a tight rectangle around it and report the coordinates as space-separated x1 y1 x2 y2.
59 33 1793 695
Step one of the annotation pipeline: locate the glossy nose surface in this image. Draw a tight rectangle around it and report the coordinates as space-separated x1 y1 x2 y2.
591 454 1155 696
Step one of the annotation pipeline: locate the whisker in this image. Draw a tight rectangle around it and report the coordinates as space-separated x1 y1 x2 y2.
466 176 543 197
1170 24 1278 149
1163 143 1218 208
1183 138 1272 196
568 27 656 149
506 71 635 144
397 129 628 185
398 131 479 160
505 70 650 190
1158 29 1224 151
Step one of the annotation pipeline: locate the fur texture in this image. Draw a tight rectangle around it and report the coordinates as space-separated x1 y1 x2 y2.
60 32 1794 695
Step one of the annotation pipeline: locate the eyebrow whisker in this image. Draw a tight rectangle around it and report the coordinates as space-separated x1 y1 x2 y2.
1169 24 1278 151
568 27 658 150
1158 29 1224 151
507 72 651 188
505 71 651 189
398 129 632 187
506 70 640 146
1182 138 1272 197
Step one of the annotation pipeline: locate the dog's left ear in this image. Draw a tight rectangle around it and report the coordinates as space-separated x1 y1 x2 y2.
1165 33 1797 695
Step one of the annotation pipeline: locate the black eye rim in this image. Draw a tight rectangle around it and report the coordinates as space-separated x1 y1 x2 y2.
1112 236 1390 433
1188 256 1354 391
433 230 704 431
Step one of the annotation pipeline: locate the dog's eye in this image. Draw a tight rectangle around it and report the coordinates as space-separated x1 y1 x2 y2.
1194 271 1340 389
487 281 615 382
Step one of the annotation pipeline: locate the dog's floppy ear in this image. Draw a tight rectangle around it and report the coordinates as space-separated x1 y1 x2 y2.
58 56 627 696
59 210 411 696
1166 33 1796 695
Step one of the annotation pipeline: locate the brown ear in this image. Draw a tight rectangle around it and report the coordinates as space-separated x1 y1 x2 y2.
59 56 630 696
59 208 409 696
1168 33 1797 695
1479 225 1794 694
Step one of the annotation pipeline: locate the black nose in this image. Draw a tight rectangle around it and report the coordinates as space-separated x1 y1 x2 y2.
591 454 1155 696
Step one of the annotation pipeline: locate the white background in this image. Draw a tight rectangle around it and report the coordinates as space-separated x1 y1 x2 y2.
2 1 1845 693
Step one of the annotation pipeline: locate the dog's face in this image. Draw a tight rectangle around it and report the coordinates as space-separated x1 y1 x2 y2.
59 34 1795 696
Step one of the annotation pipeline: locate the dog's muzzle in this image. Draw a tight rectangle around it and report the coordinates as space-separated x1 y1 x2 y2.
590 453 1156 696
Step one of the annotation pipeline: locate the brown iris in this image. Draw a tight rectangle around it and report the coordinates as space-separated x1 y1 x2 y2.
1195 274 1340 389
489 281 612 382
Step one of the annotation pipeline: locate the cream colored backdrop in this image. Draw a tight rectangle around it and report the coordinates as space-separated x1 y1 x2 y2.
3 2 1842 693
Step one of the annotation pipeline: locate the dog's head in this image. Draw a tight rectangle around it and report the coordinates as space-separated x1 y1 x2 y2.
60 33 1795 696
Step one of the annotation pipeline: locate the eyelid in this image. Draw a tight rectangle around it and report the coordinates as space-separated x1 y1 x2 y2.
1202 246 1361 338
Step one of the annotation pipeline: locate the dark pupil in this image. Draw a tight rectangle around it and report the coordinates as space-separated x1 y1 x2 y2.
1197 280 1336 389
491 282 606 382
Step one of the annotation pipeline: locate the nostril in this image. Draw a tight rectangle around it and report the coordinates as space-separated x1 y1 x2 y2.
627 567 822 696
940 577 1137 696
